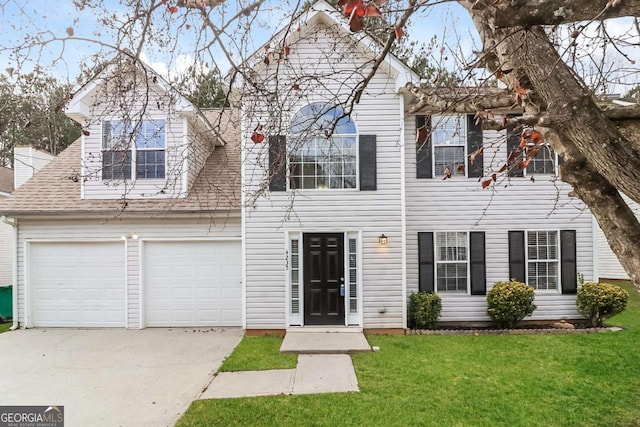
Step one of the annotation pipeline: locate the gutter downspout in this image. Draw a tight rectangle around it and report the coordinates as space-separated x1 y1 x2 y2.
1 216 18 330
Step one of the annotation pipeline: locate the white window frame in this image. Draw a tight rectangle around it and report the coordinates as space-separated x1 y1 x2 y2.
101 119 167 181
525 230 561 293
287 103 359 191
434 231 470 294
431 114 467 178
523 144 559 176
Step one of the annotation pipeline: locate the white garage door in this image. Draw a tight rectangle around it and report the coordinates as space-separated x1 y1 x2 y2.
143 240 242 327
29 242 126 327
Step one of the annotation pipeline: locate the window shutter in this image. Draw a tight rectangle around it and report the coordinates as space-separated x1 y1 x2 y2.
506 114 524 177
560 230 578 294
469 231 486 295
359 135 377 191
508 230 526 283
466 115 484 178
418 232 435 293
416 115 432 179
268 135 287 191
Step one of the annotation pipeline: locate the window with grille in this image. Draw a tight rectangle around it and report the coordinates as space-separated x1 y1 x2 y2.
348 238 358 314
527 231 559 290
435 232 468 293
102 119 166 180
290 239 300 315
289 103 357 190
432 115 466 177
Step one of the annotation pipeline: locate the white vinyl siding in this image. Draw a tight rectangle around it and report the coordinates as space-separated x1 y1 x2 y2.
0 202 11 285
14 215 241 328
405 114 593 322
598 195 639 280
243 21 405 329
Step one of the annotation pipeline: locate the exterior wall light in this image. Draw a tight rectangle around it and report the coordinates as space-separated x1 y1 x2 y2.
379 234 388 246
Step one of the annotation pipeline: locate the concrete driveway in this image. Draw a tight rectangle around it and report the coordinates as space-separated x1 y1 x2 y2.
0 328 243 427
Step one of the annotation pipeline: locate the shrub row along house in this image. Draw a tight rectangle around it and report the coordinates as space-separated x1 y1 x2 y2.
0 1 596 332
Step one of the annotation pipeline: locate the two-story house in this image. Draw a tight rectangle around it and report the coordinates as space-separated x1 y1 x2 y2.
0 1 595 332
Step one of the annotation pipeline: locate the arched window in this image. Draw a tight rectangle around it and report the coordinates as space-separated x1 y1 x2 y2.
289 102 357 189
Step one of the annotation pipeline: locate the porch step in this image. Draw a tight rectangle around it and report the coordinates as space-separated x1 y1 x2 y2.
280 329 372 354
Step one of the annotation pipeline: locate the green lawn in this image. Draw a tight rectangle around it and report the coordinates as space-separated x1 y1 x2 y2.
219 335 297 372
0 322 11 333
178 281 640 427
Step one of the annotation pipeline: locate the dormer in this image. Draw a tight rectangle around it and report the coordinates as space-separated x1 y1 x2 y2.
65 57 222 200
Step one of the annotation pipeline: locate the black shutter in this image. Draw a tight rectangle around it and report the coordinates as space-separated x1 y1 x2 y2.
469 231 486 295
416 115 432 179
508 230 526 283
268 135 286 191
560 230 578 294
506 114 524 177
467 115 484 178
359 135 377 191
418 232 435 293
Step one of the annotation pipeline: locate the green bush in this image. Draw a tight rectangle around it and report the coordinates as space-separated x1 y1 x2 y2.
408 292 442 329
577 282 629 327
487 280 537 328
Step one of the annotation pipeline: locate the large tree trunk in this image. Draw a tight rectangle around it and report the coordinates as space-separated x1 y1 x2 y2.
462 2 640 289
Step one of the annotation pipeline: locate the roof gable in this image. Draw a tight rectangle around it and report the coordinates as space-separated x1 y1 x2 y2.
244 0 418 92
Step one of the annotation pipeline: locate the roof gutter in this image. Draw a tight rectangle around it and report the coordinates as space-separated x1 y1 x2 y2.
0 216 18 331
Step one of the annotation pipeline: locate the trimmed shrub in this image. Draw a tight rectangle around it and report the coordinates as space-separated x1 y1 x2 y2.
408 292 442 329
577 282 629 327
487 280 537 328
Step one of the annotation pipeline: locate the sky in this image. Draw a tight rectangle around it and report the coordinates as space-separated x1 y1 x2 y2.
0 0 637 94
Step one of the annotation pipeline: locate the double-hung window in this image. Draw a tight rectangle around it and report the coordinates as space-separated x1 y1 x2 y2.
526 145 557 175
527 231 559 291
102 119 166 180
432 115 466 177
435 231 468 293
288 103 357 190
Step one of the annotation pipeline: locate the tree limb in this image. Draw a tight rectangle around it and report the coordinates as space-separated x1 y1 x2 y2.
475 0 640 28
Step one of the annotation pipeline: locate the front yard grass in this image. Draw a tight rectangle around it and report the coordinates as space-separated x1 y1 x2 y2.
178 281 640 427
219 335 297 372
0 322 11 333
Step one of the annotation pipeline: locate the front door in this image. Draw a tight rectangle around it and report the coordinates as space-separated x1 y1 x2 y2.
304 233 345 325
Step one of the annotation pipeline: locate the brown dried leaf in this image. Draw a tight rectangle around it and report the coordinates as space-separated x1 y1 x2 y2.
518 159 530 170
482 179 492 189
66 27 74 37
469 147 484 165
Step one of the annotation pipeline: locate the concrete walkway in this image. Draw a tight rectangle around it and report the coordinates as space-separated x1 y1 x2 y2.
200 329 371 399
280 328 372 353
201 354 359 399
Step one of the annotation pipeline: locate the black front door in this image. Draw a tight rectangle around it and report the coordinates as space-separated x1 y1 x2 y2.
304 233 345 325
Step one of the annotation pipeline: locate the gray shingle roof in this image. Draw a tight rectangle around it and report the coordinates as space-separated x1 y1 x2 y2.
0 110 241 217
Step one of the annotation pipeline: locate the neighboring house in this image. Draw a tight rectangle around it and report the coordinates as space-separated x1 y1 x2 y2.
0 1 596 331
0 166 15 286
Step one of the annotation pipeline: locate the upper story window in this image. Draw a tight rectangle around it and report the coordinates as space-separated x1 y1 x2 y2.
415 114 483 180
288 103 357 190
432 115 466 178
506 116 559 176
101 119 166 180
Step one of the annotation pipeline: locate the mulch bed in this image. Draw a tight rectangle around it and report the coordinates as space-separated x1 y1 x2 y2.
407 325 622 336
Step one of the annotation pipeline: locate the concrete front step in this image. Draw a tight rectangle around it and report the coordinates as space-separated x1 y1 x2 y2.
280 330 372 354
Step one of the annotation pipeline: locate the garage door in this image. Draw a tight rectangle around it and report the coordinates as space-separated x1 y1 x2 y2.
29 242 126 327
143 240 242 327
